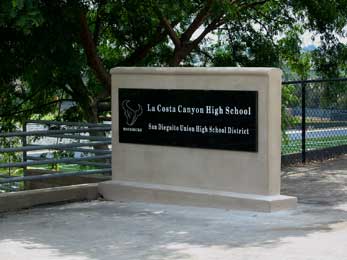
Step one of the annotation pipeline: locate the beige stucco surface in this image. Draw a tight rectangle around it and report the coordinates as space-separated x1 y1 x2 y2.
102 67 296 211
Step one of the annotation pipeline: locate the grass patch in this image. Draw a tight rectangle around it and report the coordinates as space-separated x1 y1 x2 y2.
282 135 347 154
30 164 99 172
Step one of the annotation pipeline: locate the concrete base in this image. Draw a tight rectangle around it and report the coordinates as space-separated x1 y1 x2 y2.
0 184 99 213
98 181 297 212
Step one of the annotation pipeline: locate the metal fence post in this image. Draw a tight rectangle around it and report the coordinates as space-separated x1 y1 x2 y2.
301 83 306 163
22 121 27 176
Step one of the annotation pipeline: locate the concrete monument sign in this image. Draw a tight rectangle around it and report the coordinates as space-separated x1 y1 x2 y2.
99 67 297 212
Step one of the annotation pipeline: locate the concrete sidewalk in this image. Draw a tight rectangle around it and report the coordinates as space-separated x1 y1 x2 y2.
0 155 346 260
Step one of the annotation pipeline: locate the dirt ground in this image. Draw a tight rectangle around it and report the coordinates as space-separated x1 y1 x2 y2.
282 154 347 205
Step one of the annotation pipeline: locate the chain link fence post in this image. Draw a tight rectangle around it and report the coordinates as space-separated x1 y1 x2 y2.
301 82 306 163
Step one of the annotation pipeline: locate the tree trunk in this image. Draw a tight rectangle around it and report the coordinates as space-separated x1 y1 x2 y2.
169 44 195 66
69 80 110 163
78 98 111 167
79 12 111 99
82 99 99 123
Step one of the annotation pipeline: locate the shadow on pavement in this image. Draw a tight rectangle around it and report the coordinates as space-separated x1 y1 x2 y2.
0 155 346 259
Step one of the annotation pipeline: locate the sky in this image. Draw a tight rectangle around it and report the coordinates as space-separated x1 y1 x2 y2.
192 26 346 52
301 29 347 48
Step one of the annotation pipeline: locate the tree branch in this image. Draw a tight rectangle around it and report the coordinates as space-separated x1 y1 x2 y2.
0 99 73 118
60 84 74 97
161 16 181 47
79 12 111 99
196 48 214 60
14 88 42 108
68 75 94 109
239 0 268 9
192 15 225 46
93 0 107 45
180 0 214 42
67 75 99 122
117 21 172 66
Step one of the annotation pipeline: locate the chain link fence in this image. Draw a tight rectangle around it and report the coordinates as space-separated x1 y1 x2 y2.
281 78 347 165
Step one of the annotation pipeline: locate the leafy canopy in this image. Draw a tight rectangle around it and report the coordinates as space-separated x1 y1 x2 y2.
1 0 347 128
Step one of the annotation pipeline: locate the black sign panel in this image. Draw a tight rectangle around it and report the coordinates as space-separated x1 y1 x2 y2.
119 88 258 152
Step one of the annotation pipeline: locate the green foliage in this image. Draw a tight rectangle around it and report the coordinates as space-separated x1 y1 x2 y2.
313 42 347 78
0 0 44 33
281 85 300 144
291 0 347 33
62 106 85 122
0 136 21 166
212 30 280 67
0 132 22 182
1 0 347 128
277 26 314 80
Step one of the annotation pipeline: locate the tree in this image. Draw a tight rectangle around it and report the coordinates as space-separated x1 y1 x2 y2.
1 0 347 127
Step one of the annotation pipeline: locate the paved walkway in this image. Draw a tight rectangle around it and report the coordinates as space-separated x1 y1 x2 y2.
0 155 346 260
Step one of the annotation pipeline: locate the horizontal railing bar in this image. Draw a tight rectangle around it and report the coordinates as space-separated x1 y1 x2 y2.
26 154 109 162
62 147 111 154
0 168 112 184
0 154 111 168
23 168 112 176
0 140 111 153
27 157 110 167
25 156 110 168
282 77 347 85
0 127 111 138
45 134 111 141
25 120 111 127
27 147 111 154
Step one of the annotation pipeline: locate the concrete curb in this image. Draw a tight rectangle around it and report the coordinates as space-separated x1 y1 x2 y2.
99 180 297 212
0 184 99 213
